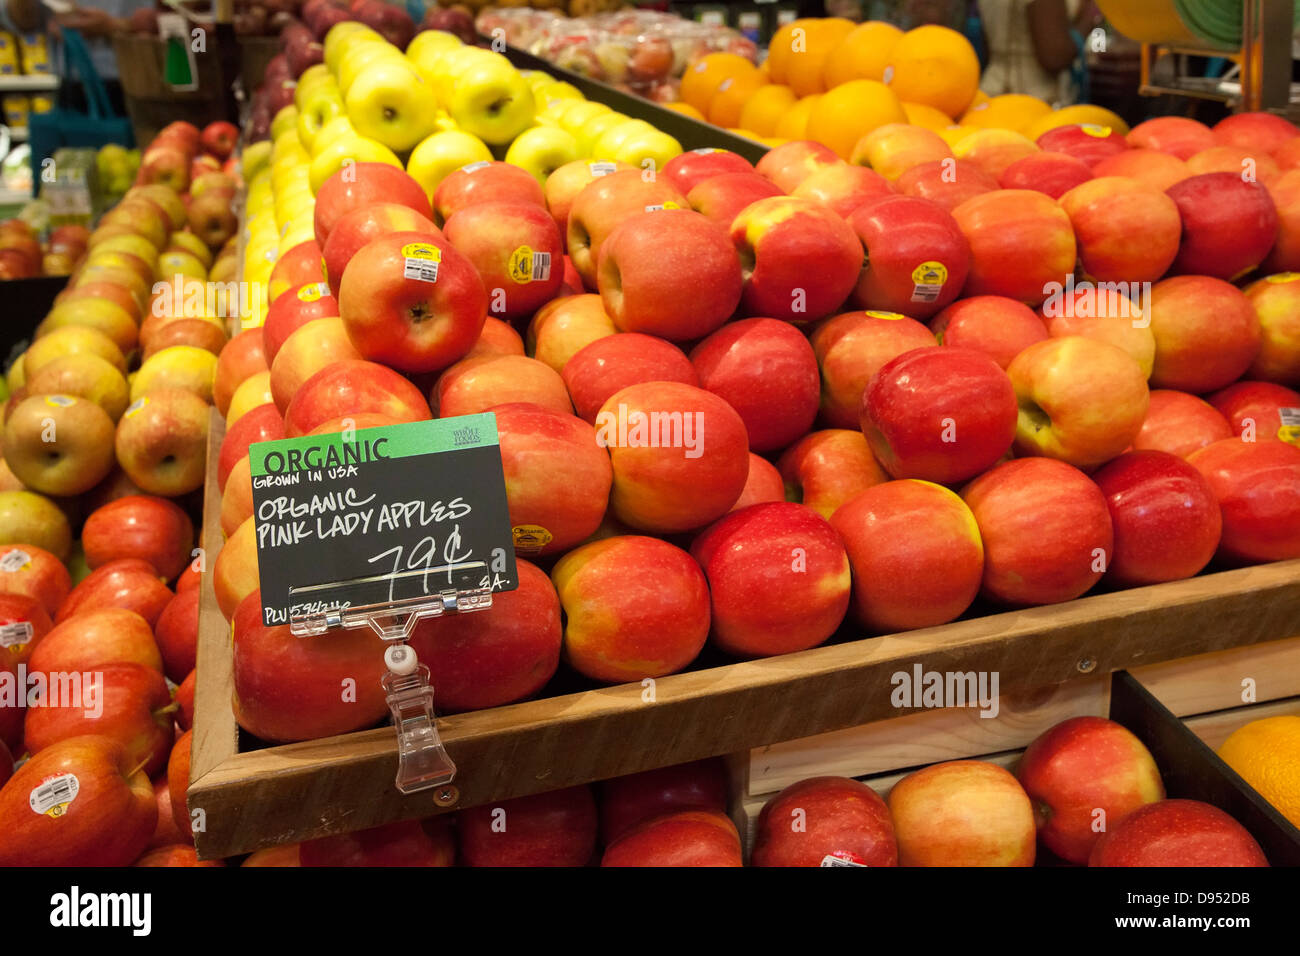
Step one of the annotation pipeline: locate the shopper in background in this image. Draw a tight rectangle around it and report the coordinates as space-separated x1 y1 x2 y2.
48 0 141 80
979 0 1099 106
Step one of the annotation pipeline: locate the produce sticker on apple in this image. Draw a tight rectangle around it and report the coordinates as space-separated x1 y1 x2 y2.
248 415 518 628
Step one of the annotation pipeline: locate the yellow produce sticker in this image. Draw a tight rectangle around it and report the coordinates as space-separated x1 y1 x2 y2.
509 246 552 284
1081 124 1112 138
43 395 74 408
910 261 948 304
512 524 553 554
401 242 441 283
864 310 905 320
123 397 148 419
296 282 328 302
644 201 681 212
29 773 79 818
1280 408 1300 446
1266 272 1300 283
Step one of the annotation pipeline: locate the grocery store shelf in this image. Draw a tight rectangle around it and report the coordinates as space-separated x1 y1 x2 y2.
0 187 32 205
0 74 59 92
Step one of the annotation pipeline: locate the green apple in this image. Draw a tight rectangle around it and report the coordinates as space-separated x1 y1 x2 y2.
406 128 493 201
613 128 684 174
505 126 583 185
296 81 344 152
344 59 437 152
447 58 536 146
271 104 300 142
591 118 656 159
309 134 403 193
324 22 380 72
311 115 357 157
575 110 630 155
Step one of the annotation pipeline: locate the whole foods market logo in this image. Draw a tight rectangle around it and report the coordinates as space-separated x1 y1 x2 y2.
452 425 480 447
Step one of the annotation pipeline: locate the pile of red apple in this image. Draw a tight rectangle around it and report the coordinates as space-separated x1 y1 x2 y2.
0 220 89 280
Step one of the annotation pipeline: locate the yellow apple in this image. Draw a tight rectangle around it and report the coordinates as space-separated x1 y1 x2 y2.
542 80 584 102
271 104 299 141
575 110 630 155
242 140 272 181
226 370 274 426
308 134 402 193
406 128 493 201
446 57 536 145
296 81 344 152
130 346 218 403
505 126 582 184
338 42 405 97
429 47 511 107
591 118 656 158
324 21 380 72
558 100 612 135
344 59 437 152
311 115 357 157
406 29 462 76
613 128 684 172
295 64 334 107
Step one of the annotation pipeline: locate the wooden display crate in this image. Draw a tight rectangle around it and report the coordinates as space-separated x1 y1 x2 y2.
188 394 1300 858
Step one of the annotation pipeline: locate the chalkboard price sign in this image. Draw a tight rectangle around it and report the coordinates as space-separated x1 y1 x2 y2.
248 414 519 629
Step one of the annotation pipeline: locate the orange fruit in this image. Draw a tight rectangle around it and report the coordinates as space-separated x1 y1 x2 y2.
708 70 767 128
884 25 981 120
774 94 822 140
902 101 957 131
961 93 1052 134
680 53 759 116
786 17 856 97
805 79 907 160
767 19 813 86
739 84 798 137
663 102 706 122
823 20 903 89
1217 716 1300 827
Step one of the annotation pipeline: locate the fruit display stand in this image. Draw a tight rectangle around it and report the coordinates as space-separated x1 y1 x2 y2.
732 672 1300 864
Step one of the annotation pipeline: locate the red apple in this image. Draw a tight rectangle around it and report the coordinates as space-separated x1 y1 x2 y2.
299 818 455 866
599 758 728 845
1213 111 1300 154
662 147 753 194
232 589 389 741
154 588 199 683
0 592 53 668
929 294 1047 369
261 281 341 364
1147 276 1262 393
811 310 937 428
1039 285 1156 378
283 359 431 437
961 457 1113 606
693 501 848 656
338 231 487 374
1017 715 1166 864
458 785 598 867
831 479 984 631
57 558 172 628
175 669 195 731
1093 450 1222 586
1243 272 1300 382
0 734 156 866
790 163 895 219
895 158 998 212
1036 122 1128 166
952 188 1076 305
552 535 709 683
1059 176 1181 283
114 388 211 497
407 558 560 711
689 318 819 452
1208 380 1300 442
889 760 1036 867
1188 438 1300 563
432 160 545 226
218 402 285 490
598 381 749 534
732 452 785 511
1134 389 1234 459
322 202 439 297
268 239 326 304
1092 147 1190 191
213 327 268 417
566 169 687 287
1089 799 1268 867
846 195 970 318
601 809 743 867
27 608 163 676
134 845 223 867
200 120 238 160
777 429 888 519
1007 336 1150 468
731 196 861 322
686 172 783 227
313 161 432 247
435 354 571 418
443 200 563 323
1185 144 1280 183
24 662 174 777
1166 172 1277 280
1262 170 1300 273
0 543 71 617
269 317 363 413
563 333 698 425
527 293 618 373
1127 116 1215 159
752 775 898 867
82 495 194 581
466 315 525 360
543 159 633 239
755 140 841 193
597 209 741 342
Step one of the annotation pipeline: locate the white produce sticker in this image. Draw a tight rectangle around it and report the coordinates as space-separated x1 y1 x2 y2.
0 549 31 573
30 774 79 817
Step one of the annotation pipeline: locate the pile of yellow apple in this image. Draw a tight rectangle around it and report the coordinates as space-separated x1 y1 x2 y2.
237 23 690 302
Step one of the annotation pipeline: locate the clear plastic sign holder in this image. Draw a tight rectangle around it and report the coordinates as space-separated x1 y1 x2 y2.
287 561 493 796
